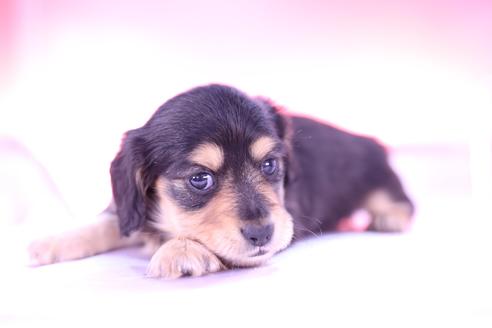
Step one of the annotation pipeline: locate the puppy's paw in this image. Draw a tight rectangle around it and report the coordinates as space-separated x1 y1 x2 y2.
28 234 93 266
146 238 225 279
368 202 413 232
364 190 413 233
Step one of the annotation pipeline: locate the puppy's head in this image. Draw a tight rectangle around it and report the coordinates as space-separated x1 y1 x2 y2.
111 85 293 267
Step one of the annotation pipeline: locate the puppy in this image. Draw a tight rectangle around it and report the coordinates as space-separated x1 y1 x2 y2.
29 84 413 278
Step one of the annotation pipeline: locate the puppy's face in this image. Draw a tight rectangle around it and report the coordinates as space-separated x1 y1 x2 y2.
111 85 294 267
153 135 293 267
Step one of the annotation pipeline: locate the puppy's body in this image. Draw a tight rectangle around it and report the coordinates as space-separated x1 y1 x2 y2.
29 85 413 278
286 116 412 237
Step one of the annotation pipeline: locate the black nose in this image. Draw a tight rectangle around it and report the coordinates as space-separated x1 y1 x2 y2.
241 224 274 247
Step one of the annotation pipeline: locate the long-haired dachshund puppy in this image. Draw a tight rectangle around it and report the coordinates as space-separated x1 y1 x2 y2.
29 84 413 279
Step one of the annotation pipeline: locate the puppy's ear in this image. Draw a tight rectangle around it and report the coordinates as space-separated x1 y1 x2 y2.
110 131 149 236
256 97 291 141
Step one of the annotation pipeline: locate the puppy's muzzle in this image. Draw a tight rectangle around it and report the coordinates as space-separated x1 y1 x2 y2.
240 224 274 247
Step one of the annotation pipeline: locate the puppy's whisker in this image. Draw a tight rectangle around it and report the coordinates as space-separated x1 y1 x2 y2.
304 215 323 226
295 226 320 238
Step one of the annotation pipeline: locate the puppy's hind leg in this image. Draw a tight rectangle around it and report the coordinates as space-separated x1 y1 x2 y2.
28 208 141 266
364 170 414 233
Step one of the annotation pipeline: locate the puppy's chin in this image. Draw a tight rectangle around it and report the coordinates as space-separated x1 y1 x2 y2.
219 250 275 268
214 231 293 268
225 252 275 268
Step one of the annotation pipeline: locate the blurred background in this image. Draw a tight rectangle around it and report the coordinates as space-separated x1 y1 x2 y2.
1 0 491 222
1 1 492 326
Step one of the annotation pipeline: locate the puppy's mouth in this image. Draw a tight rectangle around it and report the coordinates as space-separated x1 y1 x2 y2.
249 248 269 257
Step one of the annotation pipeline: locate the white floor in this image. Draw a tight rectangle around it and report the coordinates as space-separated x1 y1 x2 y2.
1 145 491 328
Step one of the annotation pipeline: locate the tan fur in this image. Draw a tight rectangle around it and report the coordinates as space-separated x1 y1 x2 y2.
28 211 142 266
189 143 224 171
152 175 293 272
28 139 294 278
249 136 277 161
135 168 145 194
364 190 413 232
147 238 225 278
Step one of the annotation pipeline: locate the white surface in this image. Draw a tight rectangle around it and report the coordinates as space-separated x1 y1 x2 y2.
1 147 491 328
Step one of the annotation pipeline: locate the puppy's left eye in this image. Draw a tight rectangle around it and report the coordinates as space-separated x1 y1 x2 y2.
261 158 278 176
189 172 214 191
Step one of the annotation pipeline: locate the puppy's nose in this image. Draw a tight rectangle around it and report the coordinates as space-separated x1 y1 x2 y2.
241 224 274 247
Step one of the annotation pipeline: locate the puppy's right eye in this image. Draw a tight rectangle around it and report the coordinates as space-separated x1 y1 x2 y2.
189 172 214 191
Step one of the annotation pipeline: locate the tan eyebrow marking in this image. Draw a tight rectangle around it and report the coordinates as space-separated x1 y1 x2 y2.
189 143 224 171
250 136 277 161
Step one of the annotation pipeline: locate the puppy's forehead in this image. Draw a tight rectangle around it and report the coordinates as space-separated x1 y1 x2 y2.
145 85 281 170
165 85 276 141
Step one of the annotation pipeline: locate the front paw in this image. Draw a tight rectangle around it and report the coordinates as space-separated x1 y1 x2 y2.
28 235 91 266
146 238 225 279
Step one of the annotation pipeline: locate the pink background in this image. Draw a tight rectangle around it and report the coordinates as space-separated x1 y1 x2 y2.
1 0 491 217
1 2 492 325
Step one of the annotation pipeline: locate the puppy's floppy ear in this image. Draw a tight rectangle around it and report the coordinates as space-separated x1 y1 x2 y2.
255 97 291 141
256 97 291 143
110 130 149 236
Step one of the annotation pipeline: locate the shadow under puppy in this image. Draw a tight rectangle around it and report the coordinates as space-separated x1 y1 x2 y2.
29 84 414 278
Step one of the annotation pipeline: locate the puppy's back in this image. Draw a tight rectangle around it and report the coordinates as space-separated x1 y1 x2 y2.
285 116 412 237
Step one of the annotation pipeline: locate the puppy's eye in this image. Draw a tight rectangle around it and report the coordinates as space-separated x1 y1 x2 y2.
261 158 278 176
189 172 214 191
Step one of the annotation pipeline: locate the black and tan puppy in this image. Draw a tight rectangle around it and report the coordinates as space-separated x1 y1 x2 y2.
29 84 413 278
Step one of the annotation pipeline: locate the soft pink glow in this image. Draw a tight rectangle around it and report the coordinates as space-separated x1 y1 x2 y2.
1 0 491 218
1 2 492 325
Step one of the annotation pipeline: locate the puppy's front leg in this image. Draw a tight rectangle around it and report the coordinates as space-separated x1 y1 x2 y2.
147 238 225 279
28 211 140 266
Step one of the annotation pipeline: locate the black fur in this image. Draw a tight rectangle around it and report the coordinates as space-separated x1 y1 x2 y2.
110 84 413 238
110 85 283 235
110 131 148 236
284 116 413 238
